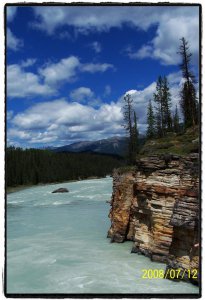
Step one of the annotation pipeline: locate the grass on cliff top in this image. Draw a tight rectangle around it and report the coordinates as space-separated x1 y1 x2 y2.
139 126 199 157
116 127 199 174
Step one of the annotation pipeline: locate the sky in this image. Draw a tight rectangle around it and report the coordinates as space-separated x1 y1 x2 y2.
6 5 200 148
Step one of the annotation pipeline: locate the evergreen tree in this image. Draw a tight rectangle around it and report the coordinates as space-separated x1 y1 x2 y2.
178 37 198 128
153 76 173 137
122 94 139 163
146 100 155 139
154 76 162 137
173 105 180 133
132 111 139 154
123 93 134 163
162 76 172 131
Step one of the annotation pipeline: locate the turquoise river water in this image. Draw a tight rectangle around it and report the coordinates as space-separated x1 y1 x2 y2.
7 177 199 294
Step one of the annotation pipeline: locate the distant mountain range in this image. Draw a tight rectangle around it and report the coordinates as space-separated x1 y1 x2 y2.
53 136 128 156
44 135 145 157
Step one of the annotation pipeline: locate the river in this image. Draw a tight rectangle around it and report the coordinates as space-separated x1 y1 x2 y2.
6 177 199 294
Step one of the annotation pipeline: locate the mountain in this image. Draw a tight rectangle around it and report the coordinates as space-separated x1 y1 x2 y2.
53 136 129 156
52 135 146 156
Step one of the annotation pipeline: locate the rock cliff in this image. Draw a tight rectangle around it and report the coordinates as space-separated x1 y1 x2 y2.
108 154 200 285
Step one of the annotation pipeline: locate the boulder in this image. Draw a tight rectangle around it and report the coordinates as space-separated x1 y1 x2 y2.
52 188 69 193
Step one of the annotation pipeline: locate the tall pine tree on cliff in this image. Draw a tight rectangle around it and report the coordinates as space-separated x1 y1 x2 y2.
132 111 139 154
146 100 155 139
154 76 164 137
178 37 198 128
162 76 172 131
173 105 180 133
153 76 173 137
123 94 139 163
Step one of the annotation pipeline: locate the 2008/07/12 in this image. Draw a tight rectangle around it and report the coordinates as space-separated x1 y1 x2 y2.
141 269 198 279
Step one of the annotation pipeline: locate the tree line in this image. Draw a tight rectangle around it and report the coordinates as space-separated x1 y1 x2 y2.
6 147 124 187
123 37 199 163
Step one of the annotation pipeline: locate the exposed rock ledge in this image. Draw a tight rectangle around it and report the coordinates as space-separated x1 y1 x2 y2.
108 154 199 285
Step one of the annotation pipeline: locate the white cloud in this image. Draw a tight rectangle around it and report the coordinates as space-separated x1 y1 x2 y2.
81 62 113 73
70 87 94 102
8 99 123 145
39 56 80 86
90 41 102 53
7 82 158 146
31 6 173 33
21 58 37 68
39 56 114 86
7 64 55 98
129 15 199 65
7 28 23 51
32 6 199 66
7 7 17 22
7 56 114 98
127 45 153 59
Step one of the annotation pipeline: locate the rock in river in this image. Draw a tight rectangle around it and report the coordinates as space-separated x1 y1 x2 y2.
52 188 69 193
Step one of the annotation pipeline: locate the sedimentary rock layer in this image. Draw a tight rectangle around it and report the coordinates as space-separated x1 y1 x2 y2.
108 154 200 284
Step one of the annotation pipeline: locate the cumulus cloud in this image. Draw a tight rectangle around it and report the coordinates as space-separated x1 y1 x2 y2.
70 87 94 102
32 6 179 33
7 56 114 98
39 56 80 86
8 99 123 145
7 64 55 98
39 56 113 86
7 28 23 51
32 6 199 66
127 13 199 65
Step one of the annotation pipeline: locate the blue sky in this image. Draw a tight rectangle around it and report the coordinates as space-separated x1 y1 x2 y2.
6 5 200 148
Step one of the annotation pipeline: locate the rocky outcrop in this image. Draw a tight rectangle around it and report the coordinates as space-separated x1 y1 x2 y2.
52 188 69 193
108 154 200 285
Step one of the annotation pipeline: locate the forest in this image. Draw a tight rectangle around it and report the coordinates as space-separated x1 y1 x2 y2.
6 148 124 187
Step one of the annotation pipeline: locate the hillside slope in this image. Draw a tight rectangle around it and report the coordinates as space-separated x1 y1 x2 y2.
140 127 199 157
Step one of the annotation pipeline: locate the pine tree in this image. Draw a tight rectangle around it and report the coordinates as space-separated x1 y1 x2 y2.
173 105 180 133
146 100 155 139
153 76 173 137
162 76 172 131
123 93 134 163
154 76 164 137
132 111 139 154
178 37 198 128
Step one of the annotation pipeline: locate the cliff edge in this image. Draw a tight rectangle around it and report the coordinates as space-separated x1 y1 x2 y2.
108 154 200 285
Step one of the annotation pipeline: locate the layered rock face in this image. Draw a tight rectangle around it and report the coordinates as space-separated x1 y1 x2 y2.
108 154 200 284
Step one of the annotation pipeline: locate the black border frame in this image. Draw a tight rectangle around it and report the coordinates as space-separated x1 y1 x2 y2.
4 2 202 298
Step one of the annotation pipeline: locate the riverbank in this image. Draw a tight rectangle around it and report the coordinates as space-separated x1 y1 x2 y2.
6 176 108 194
